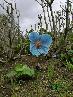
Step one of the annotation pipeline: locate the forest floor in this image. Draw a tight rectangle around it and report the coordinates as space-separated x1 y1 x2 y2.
0 55 73 97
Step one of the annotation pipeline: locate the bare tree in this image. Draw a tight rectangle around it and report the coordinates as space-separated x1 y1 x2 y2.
0 0 24 62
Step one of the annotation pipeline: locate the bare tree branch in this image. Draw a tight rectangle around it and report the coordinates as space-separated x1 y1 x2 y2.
64 0 70 39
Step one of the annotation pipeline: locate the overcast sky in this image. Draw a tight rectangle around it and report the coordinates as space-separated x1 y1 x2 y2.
0 0 73 34
15 0 66 34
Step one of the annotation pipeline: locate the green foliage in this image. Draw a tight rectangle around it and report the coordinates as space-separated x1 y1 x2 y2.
67 32 73 43
66 61 73 71
39 28 52 36
68 50 73 55
14 37 24 54
51 82 62 91
15 64 35 77
58 35 64 46
60 49 73 64
60 49 73 72
14 43 21 54
6 70 17 78
50 79 72 92
48 65 54 79
6 64 35 79
60 53 66 60
11 95 17 97
24 38 30 54
71 58 73 62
